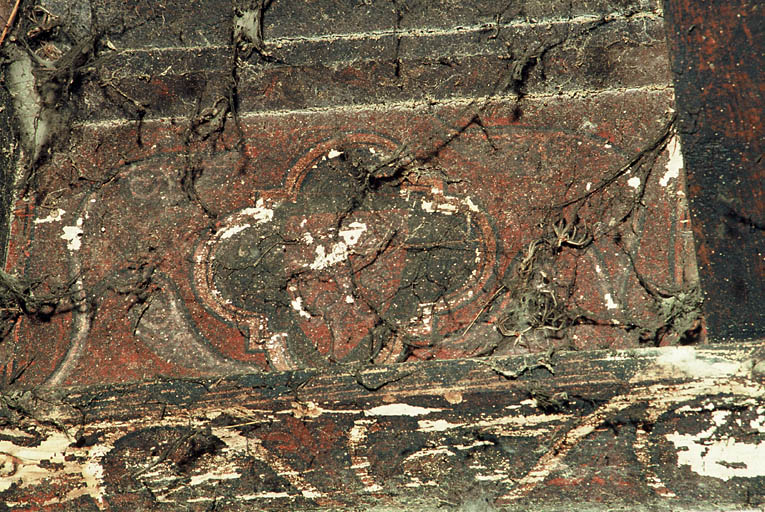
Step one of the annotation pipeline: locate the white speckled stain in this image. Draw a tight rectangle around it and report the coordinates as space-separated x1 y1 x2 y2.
655 346 742 378
268 333 288 349
660 135 683 187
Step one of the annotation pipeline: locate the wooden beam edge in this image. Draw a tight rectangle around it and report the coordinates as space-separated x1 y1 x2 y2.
1 342 763 511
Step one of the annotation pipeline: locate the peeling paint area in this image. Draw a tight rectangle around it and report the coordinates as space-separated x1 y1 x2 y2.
365 403 442 417
475 472 510 481
309 222 367 270
404 446 455 461
61 217 84 251
0 431 71 493
290 296 312 319
0 430 112 507
239 198 275 224
660 135 683 187
218 223 251 240
418 419 464 432
666 421 765 481
1 346 763 509
33 208 66 224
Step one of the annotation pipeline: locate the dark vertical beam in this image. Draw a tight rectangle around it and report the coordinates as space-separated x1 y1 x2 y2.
664 0 764 341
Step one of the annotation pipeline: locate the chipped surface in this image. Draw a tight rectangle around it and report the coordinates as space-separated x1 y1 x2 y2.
666 430 765 481
0 343 763 510
660 135 683 187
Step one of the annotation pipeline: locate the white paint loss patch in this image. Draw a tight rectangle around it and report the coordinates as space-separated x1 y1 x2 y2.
327 149 343 159
660 135 683 187
290 297 311 319
240 198 274 224
437 202 458 214
189 471 241 486
365 403 442 417
239 492 291 500
80 444 111 506
475 473 509 482
750 412 765 433
404 447 455 460
0 431 110 506
421 199 458 215
418 419 464 432
627 176 641 189
219 224 250 240
61 217 84 251
0 432 68 492
339 222 367 246
666 432 765 481
34 208 66 224
310 243 348 270
465 196 480 212
309 223 367 270
604 293 619 310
